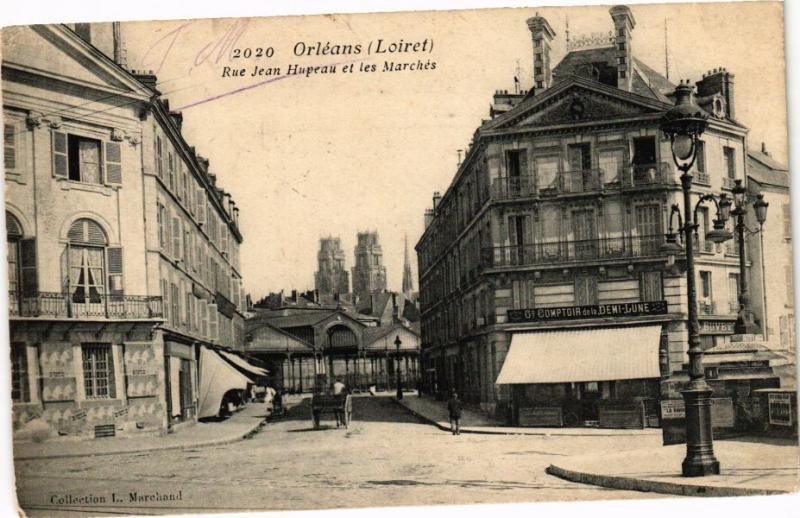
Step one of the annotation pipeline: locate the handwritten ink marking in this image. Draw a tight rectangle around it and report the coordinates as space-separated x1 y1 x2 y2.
141 22 193 74
194 19 250 67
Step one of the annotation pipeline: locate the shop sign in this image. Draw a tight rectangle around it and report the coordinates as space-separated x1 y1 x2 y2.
768 393 793 426
507 301 668 323
699 320 736 335
661 399 685 419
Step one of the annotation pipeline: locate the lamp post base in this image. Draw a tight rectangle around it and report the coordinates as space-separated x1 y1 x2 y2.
681 386 720 477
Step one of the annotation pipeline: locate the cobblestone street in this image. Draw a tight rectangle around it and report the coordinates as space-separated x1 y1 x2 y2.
15 395 661 516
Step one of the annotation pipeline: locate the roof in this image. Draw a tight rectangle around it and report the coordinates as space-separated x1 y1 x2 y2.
551 47 674 103
747 150 790 189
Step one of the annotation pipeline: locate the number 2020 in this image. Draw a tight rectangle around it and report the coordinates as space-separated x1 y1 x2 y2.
232 47 275 59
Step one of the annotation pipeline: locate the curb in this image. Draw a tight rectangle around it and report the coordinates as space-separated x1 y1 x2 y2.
394 399 660 437
545 463 788 497
14 417 267 461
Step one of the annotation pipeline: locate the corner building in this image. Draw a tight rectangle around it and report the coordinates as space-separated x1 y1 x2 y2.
416 7 767 427
4 22 247 439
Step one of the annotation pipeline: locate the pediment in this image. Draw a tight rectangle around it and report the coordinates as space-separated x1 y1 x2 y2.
2 25 149 99
492 82 667 130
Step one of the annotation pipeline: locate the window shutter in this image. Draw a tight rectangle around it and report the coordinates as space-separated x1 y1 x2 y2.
105 141 122 185
107 346 117 399
20 238 37 297
161 279 170 323
172 217 181 261
4 124 16 170
209 304 218 342
60 243 71 292
51 131 68 178
106 247 124 295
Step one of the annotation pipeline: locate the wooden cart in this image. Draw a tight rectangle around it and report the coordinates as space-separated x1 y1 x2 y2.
311 393 352 429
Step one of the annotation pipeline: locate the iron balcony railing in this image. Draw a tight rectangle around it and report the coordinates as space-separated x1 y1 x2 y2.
491 162 674 201
481 234 665 268
8 291 164 319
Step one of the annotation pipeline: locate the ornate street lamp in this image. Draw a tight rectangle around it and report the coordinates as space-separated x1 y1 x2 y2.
731 179 769 334
394 335 403 400
660 80 721 477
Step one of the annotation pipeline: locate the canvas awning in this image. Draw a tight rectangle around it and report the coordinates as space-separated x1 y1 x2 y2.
496 325 662 384
198 346 253 419
218 350 269 377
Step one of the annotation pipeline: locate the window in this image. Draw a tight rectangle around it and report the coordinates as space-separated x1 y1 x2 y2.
52 132 120 186
617 42 626 51
536 81 543 89
156 136 163 179
168 152 176 191
68 135 101 183
575 275 598 305
67 219 112 309
534 155 559 190
640 271 663 301
598 149 624 183
11 345 29 402
700 271 712 299
619 71 626 78
535 53 542 64
618 28 625 36
506 150 525 177
4 124 16 172
723 146 736 179
82 344 115 399
728 273 740 313
695 141 706 174
618 57 626 65
534 66 542 75
171 283 180 328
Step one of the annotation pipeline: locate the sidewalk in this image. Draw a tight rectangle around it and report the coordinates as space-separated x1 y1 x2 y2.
546 438 800 496
14 402 269 461
398 394 661 436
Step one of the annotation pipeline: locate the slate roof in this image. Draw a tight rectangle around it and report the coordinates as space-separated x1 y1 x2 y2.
551 47 675 104
747 150 790 189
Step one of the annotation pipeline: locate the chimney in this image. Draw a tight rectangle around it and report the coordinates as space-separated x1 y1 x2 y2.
132 70 159 93
432 191 442 213
527 13 556 92
762 142 769 156
610 5 636 91
424 208 435 228
168 111 183 132
291 289 298 303
696 68 735 120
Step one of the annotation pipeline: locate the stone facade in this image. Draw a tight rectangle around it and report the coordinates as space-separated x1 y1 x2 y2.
415 6 771 424
314 237 350 295
351 231 387 301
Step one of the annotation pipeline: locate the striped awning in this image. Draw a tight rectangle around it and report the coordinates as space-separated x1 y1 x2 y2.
496 325 662 384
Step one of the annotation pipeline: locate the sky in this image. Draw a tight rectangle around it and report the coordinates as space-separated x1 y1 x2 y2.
119 2 788 300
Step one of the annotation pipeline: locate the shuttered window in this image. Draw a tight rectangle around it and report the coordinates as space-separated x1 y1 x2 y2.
156 136 164 179
4 124 16 171
208 303 218 342
640 271 663 301
107 247 123 295
20 238 38 297
105 141 122 185
172 217 182 261
52 131 68 178
161 279 170 323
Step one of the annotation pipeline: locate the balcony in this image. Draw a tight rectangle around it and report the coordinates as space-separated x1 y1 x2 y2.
620 162 675 188
491 162 674 201
698 300 716 315
8 291 164 319
481 234 665 269
722 177 737 190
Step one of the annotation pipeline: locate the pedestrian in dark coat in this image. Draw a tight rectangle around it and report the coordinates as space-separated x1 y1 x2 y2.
447 391 462 435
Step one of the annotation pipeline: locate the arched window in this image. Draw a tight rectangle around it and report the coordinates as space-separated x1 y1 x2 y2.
67 219 108 307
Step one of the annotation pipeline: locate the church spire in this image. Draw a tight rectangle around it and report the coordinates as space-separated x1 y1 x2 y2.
402 234 414 295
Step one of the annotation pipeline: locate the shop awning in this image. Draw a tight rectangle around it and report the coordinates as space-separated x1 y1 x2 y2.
218 350 269 377
496 325 662 384
198 346 253 419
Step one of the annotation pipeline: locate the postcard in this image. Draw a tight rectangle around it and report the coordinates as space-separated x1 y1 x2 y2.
2 1 797 517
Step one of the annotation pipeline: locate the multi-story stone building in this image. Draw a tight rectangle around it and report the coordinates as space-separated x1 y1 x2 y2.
4 22 249 439
351 231 387 301
416 7 784 427
314 237 350 295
